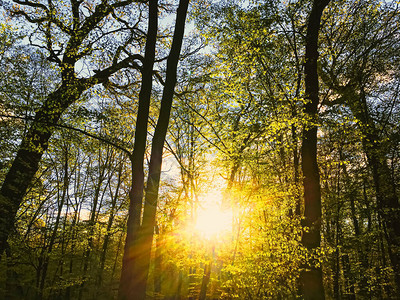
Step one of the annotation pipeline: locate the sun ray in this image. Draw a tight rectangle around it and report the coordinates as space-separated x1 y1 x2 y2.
192 191 232 239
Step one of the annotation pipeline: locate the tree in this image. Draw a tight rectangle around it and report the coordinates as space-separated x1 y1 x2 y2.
0 0 147 255
320 0 400 291
299 0 330 299
118 0 190 298
2 0 400 298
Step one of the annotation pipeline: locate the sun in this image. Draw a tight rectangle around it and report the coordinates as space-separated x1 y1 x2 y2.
193 191 232 239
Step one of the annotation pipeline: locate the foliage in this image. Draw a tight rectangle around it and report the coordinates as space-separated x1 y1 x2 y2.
1 0 400 299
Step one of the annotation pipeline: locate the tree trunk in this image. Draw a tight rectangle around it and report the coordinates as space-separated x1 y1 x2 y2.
118 0 158 298
341 254 355 300
119 0 189 298
97 160 123 287
198 262 212 300
154 224 162 296
78 149 111 300
345 87 400 292
0 2 141 255
366 144 400 292
292 123 301 216
0 81 87 255
300 0 330 299
38 149 70 299
5 244 24 300
341 160 369 297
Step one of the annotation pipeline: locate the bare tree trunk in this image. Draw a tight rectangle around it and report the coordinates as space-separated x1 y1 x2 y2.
78 148 111 300
118 0 158 298
38 149 70 299
119 0 189 298
97 160 124 287
300 0 330 299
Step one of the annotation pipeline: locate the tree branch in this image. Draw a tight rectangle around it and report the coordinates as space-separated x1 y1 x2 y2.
0 114 133 160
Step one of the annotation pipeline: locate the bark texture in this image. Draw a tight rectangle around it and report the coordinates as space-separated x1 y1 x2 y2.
300 0 330 299
118 0 189 298
118 0 158 298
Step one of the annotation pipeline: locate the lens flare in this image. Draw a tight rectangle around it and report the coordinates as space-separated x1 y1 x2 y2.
193 192 232 239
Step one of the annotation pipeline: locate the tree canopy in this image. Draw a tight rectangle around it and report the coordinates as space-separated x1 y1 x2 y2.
0 0 399 299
